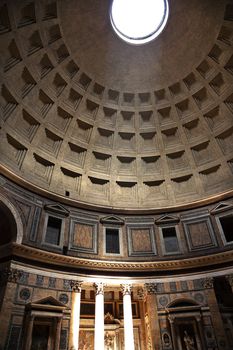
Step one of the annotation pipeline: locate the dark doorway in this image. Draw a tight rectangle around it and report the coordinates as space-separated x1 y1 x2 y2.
31 324 50 350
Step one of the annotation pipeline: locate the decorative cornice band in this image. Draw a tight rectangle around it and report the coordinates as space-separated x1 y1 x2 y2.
2 243 233 274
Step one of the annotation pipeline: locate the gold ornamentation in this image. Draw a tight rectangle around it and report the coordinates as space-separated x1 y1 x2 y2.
70 280 82 292
145 283 158 294
94 282 104 295
137 287 145 300
120 283 132 295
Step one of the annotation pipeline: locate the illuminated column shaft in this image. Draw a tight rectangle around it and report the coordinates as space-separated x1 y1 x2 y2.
121 284 135 350
70 281 82 350
94 282 105 350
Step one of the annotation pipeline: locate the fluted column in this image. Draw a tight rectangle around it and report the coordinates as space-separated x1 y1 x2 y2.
69 281 82 350
121 284 135 350
94 282 105 350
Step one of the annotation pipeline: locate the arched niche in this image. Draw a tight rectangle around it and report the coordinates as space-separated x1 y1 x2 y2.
0 194 23 244
167 297 200 309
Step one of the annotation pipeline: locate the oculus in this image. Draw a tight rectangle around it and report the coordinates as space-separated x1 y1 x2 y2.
110 0 169 45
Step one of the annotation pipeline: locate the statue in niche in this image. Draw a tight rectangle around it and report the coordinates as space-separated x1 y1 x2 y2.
163 333 171 346
183 331 195 350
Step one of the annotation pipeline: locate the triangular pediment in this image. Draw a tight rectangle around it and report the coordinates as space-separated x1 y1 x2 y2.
155 214 179 224
44 203 70 217
210 202 233 214
33 296 65 307
100 215 125 225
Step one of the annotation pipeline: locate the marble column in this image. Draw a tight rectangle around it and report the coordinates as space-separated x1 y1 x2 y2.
54 317 62 350
94 282 105 350
24 314 35 350
121 284 135 350
69 281 82 350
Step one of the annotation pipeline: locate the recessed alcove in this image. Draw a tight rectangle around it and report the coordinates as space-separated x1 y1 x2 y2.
66 90 82 112
0 4 11 34
72 120 93 143
15 109 40 141
66 143 87 167
53 42 69 63
95 128 114 148
48 107 72 133
63 60 79 79
38 54 54 79
3 39 22 72
139 110 154 128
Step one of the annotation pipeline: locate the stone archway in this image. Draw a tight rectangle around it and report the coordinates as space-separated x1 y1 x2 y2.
0 194 23 244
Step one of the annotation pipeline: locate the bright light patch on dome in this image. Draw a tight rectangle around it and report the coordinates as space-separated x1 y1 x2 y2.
110 0 169 45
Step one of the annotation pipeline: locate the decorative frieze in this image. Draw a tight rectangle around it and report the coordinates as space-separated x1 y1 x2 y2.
145 283 158 294
202 277 214 289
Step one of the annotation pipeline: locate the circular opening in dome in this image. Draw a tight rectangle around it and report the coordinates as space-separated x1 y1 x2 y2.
110 0 169 45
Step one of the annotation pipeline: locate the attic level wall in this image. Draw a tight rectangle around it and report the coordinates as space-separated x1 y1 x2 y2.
0 176 233 262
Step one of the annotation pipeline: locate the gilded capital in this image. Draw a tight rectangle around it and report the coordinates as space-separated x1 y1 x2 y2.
70 280 82 293
137 287 145 300
121 283 132 296
202 277 214 289
94 282 105 295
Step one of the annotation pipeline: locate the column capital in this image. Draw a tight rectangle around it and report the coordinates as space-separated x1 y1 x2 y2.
145 282 158 294
0 267 22 284
94 282 105 295
168 315 175 323
137 287 145 300
226 274 233 287
120 283 132 296
70 280 83 292
202 277 214 289
195 315 201 322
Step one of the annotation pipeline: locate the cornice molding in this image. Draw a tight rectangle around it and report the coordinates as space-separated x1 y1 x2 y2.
1 243 233 274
